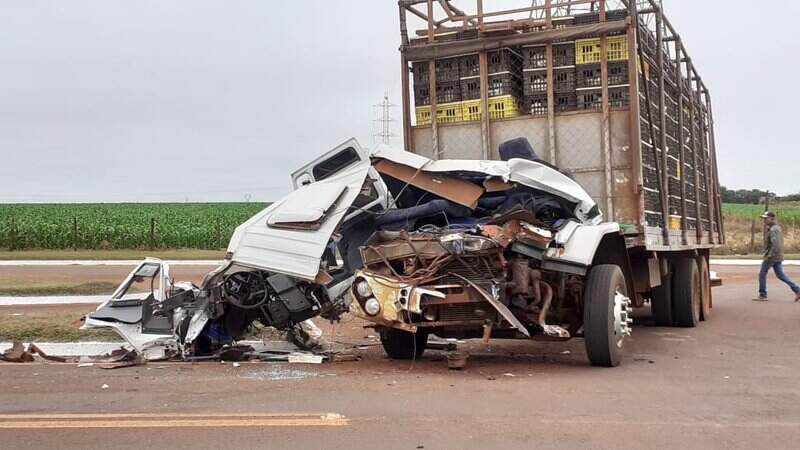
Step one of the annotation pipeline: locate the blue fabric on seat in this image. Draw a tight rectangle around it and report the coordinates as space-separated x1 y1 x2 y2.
375 199 472 231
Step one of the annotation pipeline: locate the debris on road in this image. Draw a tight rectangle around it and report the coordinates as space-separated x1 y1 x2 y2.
1 341 69 363
1 342 34 363
288 353 324 364
446 352 469 370
94 348 145 370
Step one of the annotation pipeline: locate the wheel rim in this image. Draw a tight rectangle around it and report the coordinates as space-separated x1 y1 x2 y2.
612 289 633 348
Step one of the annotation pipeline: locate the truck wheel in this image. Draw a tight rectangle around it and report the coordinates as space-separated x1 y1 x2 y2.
583 265 632 368
697 256 712 321
673 258 701 328
651 268 674 327
380 329 428 360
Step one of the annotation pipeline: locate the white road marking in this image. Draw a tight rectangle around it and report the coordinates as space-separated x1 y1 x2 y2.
0 295 108 306
0 342 129 356
0 413 348 429
710 259 799 266
0 260 222 267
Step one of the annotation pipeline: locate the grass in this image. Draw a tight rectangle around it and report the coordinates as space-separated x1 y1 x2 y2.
0 249 224 261
0 311 119 342
717 203 800 256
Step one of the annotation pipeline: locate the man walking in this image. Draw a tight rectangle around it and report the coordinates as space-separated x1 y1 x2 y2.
753 211 800 302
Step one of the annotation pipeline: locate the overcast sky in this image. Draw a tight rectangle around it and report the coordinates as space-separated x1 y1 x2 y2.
1 0 797 203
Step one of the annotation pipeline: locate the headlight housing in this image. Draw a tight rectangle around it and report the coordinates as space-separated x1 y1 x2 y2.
364 298 381 316
354 279 373 300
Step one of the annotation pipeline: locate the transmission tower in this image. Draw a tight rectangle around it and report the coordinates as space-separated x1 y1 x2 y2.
373 92 397 146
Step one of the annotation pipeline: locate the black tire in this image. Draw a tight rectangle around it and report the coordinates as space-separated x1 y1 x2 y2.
380 329 428 360
697 256 712 321
673 258 701 328
651 266 674 327
583 265 629 368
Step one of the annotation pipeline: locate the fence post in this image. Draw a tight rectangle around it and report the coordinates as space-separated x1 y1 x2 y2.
149 217 155 250
750 219 756 255
72 217 78 250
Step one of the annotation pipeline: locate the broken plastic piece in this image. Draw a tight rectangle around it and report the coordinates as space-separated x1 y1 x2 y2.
288 353 324 364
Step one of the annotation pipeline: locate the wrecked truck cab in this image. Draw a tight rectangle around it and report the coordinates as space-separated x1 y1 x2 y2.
348 148 633 367
84 139 391 360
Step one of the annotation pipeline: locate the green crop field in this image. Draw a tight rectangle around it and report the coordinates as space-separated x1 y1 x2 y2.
0 203 269 250
3 202 800 254
722 203 800 223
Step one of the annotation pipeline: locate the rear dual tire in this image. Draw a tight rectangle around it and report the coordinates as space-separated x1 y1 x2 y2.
673 258 702 327
697 256 712 321
652 257 705 328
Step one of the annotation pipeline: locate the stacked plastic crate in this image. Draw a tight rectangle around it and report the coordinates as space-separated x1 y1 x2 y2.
522 41 578 116
413 57 463 125
459 48 524 122
575 35 631 111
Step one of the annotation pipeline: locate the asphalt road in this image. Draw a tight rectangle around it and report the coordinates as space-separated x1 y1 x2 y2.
1 265 799 450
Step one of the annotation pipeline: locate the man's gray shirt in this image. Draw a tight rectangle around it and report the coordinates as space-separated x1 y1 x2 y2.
764 224 785 262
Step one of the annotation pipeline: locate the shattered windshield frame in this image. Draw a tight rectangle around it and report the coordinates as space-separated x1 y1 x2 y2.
113 263 161 303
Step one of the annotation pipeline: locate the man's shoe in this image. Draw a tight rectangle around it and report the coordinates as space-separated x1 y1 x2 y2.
752 296 769 302
795 292 800 302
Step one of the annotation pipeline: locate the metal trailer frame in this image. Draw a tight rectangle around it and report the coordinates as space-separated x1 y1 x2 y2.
397 0 723 252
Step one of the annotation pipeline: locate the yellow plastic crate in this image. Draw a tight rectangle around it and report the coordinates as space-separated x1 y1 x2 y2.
463 102 482 122
575 36 629 65
460 95 522 122
488 95 522 120
669 215 682 231
417 96 521 125
415 102 464 126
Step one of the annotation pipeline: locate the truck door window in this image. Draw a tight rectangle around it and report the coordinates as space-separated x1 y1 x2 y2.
114 263 160 303
312 147 360 181
352 178 380 209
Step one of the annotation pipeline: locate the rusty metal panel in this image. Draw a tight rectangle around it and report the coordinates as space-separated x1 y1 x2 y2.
612 168 638 225
609 110 632 167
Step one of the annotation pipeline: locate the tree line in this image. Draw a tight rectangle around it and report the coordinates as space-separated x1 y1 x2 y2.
720 186 800 204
